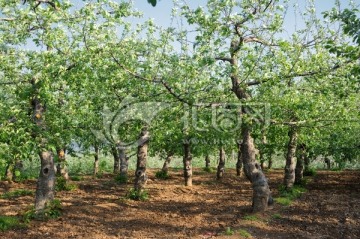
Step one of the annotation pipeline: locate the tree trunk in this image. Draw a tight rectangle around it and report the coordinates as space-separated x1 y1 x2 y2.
268 156 273 170
324 157 331 169
217 147 226 180
183 141 192 186
228 38 271 212
119 146 128 177
93 144 99 176
236 142 243 176
205 154 210 169
134 128 149 192
260 154 265 170
5 162 14 183
161 153 173 174
112 146 120 174
241 126 271 212
283 126 298 190
35 151 55 213
295 155 304 185
32 90 56 213
56 148 69 181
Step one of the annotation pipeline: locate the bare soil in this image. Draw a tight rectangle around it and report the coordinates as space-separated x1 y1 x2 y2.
1 169 359 239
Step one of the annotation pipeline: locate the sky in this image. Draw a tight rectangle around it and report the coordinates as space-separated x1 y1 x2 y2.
132 0 357 35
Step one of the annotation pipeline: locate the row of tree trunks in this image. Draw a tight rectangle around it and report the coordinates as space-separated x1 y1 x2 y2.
217 147 226 180
283 126 298 189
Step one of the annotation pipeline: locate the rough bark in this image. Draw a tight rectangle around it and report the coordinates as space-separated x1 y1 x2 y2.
284 126 298 190
183 141 192 186
268 157 273 170
56 148 69 181
324 157 331 169
32 88 56 213
236 142 243 176
161 153 173 174
241 126 272 212
93 144 99 176
295 155 304 185
205 155 210 169
134 128 149 192
35 151 55 212
119 146 128 177
112 146 120 174
4 163 14 183
217 147 226 180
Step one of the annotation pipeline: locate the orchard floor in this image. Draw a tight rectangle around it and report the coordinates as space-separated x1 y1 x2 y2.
1 169 360 239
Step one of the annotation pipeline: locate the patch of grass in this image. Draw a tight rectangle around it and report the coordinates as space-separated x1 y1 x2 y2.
202 167 214 173
155 170 170 180
55 177 77 191
114 174 128 183
238 229 252 238
0 215 25 231
243 214 260 221
224 227 235 236
23 199 62 222
70 175 83 181
271 213 283 219
274 197 292 206
1 189 33 199
125 188 149 201
304 168 317 176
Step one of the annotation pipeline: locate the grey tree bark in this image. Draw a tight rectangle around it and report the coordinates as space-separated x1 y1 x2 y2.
217 147 225 180
284 126 298 189
112 146 120 174
93 143 100 176
134 128 149 192
236 142 243 176
119 146 128 177
161 152 173 174
183 141 192 186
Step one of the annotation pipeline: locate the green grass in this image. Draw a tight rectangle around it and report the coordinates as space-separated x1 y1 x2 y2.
55 177 77 191
0 215 25 231
243 214 260 221
202 167 214 173
238 229 252 238
275 185 307 206
155 170 170 180
23 199 62 222
125 188 149 201
70 175 83 181
224 227 235 236
114 174 128 183
271 213 283 219
1 189 33 199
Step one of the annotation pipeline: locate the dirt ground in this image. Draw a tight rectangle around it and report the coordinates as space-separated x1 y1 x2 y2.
1 169 359 239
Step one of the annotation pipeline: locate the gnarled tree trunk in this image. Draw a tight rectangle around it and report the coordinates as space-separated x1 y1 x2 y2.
93 144 100 176
241 126 272 212
112 146 120 174
183 141 192 186
32 90 56 213
284 126 298 189
134 128 149 192
35 151 56 212
119 146 128 177
217 147 225 180
236 142 243 176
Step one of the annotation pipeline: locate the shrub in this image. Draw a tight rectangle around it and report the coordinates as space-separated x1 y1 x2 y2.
0 215 24 231
202 167 214 173
23 199 62 222
125 188 149 201
55 177 77 191
155 170 169 180
304 168 317 176
115 174 128 183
